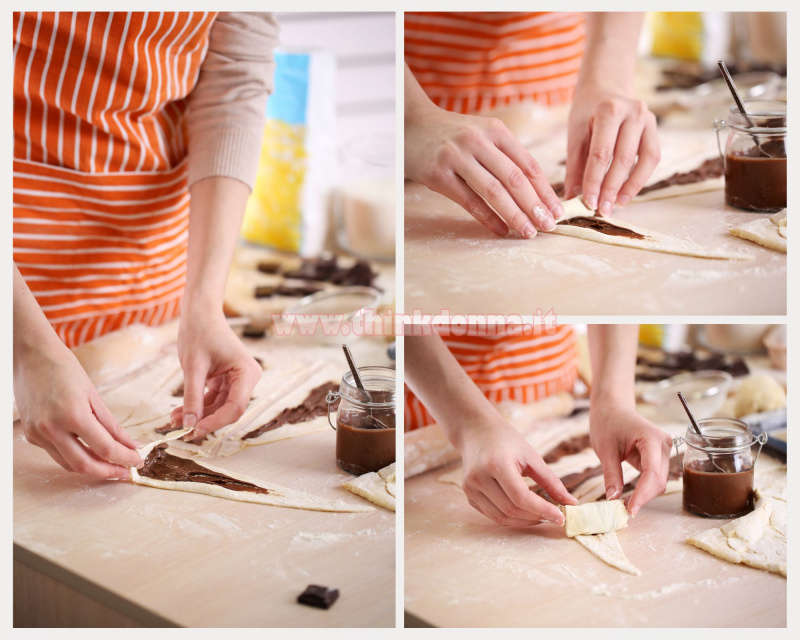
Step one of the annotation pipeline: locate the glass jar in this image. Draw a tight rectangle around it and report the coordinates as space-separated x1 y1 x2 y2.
333 133 395 261
673 418 767 518
326 366 395 474
714 100 786 212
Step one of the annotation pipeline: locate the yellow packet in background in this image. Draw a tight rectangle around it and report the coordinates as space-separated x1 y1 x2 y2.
241 50 337 256
644 12 731 64
648 12 704 61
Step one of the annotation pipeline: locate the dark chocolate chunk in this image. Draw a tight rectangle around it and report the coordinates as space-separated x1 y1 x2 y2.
253 356 265 369
284 256 338 282
256 261 282 274
242 321 268 338
275 283 323 297
172 382 184 398
254 285 276 298
297 585 339 610
330 260 377 287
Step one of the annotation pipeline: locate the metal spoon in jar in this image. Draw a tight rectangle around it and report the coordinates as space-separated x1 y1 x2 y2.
341 344 390 429
677 391 727 473
717 60 773 159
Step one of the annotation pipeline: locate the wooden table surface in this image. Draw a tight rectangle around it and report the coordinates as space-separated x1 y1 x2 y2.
14 338 396 628
404 417 786 628
404 114 786 317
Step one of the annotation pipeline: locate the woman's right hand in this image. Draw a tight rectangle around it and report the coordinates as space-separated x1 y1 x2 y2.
405 70 564 238
457 415 577 527
14 340 143 479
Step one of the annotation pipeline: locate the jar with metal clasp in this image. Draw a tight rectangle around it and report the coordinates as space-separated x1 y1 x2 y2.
713 100 786 212
326 366 395 474
673 418 767 518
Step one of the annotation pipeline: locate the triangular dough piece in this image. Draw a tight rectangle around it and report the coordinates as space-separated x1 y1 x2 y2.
574 531 641 576
129 434 372 513
729 209 787 253
549 197 752 260
342 463 396 511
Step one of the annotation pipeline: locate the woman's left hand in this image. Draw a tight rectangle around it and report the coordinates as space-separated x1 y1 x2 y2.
172 311 262 441
564 89 660 215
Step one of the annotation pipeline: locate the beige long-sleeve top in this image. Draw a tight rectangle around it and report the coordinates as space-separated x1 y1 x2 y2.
186 12 280 190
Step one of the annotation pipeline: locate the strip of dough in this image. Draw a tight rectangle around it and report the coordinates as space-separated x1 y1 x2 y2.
574 531 641 576
549 197 752 260
129 432 372 513
729 210 787 253
342 463 396 511
563 500 628 537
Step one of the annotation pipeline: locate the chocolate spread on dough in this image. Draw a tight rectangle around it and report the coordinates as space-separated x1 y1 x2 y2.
549 157 724 200
155 422 178 435
534 465 604 502
542 433 592 464
639 157 724 195
139 444 270 494
557 216 648 240
242 381 340 440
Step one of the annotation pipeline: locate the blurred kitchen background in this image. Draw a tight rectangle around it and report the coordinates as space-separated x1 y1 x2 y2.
241 11 395 261
572 323 787 460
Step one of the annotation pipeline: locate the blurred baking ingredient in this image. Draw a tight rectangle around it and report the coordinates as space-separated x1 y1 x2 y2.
702 324 769 354
636 346 748 382
242 50 337 256
335 134 395 260
762 325 786 370
734 374 786 418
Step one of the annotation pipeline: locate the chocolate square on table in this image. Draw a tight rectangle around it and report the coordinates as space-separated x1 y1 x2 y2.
297 584 339 610
242 321 268 338
256 260 282 274
254 285 276 298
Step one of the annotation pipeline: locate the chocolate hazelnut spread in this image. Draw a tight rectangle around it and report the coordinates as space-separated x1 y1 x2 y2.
242 381 340 440
139 444 270 494
683 460 754 518
542 434 592 464
683 459 754 518
639 157 724 194
725 141 787 212
335 412 396 475
557 216 648 240
533 465 603 502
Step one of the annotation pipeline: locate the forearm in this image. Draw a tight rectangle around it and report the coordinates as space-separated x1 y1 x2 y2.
587 324 639 410
13 265 63 369
404 333 498 450
575 12 643 95
404 62 436 124
182 177 250 312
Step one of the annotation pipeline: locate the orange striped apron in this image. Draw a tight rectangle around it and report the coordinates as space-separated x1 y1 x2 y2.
405 12 586 114
404 325 578 430
13 11 217 347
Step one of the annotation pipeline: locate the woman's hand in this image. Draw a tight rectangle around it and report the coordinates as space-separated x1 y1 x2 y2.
564 89 660 215
405 65 563 238
590 403 672 516
174 311 262 441
458 415 577 527
14 340 143 479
